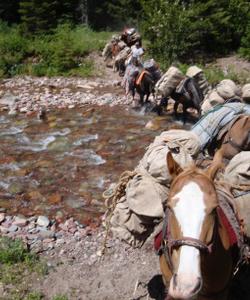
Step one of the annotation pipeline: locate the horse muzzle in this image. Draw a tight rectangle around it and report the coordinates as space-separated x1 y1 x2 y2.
168 273 202 299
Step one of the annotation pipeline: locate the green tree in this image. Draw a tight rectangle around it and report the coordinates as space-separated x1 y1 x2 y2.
0 1 20 24
140 0 250 64
105 0 142 29
19 0 58 34
140 0 192 65
56 0 79 24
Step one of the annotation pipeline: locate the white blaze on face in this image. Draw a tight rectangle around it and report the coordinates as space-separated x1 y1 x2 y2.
173 181 206 277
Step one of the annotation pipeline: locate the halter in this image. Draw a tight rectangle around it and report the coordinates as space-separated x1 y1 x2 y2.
161 206 217 273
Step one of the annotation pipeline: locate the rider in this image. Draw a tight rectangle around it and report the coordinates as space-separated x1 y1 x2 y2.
131 41 144 63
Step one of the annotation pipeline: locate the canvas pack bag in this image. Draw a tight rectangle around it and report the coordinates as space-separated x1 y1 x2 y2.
224 152 250 237
216 79 241 100
186 65 212 98
108 130 201 247
242 83 250 104
155 66 185 98
115 46 131 64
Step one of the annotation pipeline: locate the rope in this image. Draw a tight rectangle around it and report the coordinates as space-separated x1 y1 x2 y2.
217 180 250 193
100 170 137 255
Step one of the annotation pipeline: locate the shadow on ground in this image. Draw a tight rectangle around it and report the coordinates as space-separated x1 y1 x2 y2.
146 264 250 300
147 275 166 300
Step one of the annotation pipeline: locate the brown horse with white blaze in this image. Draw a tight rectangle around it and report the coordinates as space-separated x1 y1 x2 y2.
158 151 239 300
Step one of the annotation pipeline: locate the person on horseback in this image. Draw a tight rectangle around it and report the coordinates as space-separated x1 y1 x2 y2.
122 57 142 103
131 41 144 63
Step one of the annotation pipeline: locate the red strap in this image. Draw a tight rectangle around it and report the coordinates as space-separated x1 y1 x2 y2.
154 230 163 252
217 207 238 246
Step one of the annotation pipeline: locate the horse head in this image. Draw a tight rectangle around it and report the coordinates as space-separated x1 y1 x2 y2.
160 150 233 299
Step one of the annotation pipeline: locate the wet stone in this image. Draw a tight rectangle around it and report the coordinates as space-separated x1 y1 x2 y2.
0 226 9 234
48 193 62 204
8 225 19 233
37 215 50 227
13 216 27 227
0 213 5 223
39 230 55 239
65 197 86 209
28 191 45 201
8 182 24 194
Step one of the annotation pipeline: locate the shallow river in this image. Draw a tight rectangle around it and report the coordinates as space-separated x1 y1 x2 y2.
0 105 188 225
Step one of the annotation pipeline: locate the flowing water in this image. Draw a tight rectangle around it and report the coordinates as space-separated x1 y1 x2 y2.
0 105 188 225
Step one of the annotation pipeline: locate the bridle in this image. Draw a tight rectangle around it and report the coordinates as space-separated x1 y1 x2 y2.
161 206 217 273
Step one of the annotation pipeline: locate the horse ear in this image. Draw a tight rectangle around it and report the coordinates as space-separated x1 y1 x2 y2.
206 149 224 180
167 151 183 178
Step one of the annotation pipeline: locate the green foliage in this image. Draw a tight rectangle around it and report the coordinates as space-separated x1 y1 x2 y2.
52 295 68 300
0 237 47 300
140 0 250 64
239 19 250 59
19 0 58 34
140 1 194 65
30 24 111 76
0 22 29 76
0 1 20 24
0 237 35 265
0 22 113 77
24 292 44 300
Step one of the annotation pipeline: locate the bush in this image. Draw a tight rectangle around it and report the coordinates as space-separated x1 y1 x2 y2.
140 0 250 65
239 21 250 60
0 22 114 77
52 295 68 300
0 21 29 76
0 237 35 265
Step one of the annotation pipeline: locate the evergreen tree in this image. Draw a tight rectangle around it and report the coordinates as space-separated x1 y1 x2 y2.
56 0 79 24
19 0 58 33
105 0 142 29
0 1 20 24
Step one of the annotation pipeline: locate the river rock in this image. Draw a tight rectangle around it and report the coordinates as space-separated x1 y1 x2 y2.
48 193 62 204
0 213 5 223
145 118 164 130
13 216 27 227
0 93 20 107
37 215 50 227
8 182 24 194
47 137 70 152
8 225 18 233
39 229 55 239
28 191 45 202
66 197 85 209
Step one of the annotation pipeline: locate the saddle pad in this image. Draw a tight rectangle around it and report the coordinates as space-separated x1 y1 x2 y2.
136 70 149 86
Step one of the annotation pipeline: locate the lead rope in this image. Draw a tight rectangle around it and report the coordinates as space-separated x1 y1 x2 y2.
100 170 136 256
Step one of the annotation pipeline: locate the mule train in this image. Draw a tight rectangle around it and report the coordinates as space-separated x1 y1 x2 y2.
103 30 250 300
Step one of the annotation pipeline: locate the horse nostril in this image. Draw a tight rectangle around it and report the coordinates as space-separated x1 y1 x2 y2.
173 273 178 288
192 277 202 294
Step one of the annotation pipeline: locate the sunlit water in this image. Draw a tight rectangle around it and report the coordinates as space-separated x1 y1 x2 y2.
0 105 189 224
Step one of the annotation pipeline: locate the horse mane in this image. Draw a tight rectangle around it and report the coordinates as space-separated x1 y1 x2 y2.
170 163 215 190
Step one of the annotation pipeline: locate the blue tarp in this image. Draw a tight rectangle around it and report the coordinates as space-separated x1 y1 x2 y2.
192 103 250 150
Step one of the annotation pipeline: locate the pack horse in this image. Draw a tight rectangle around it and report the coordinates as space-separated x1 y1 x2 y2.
155 151 247 300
